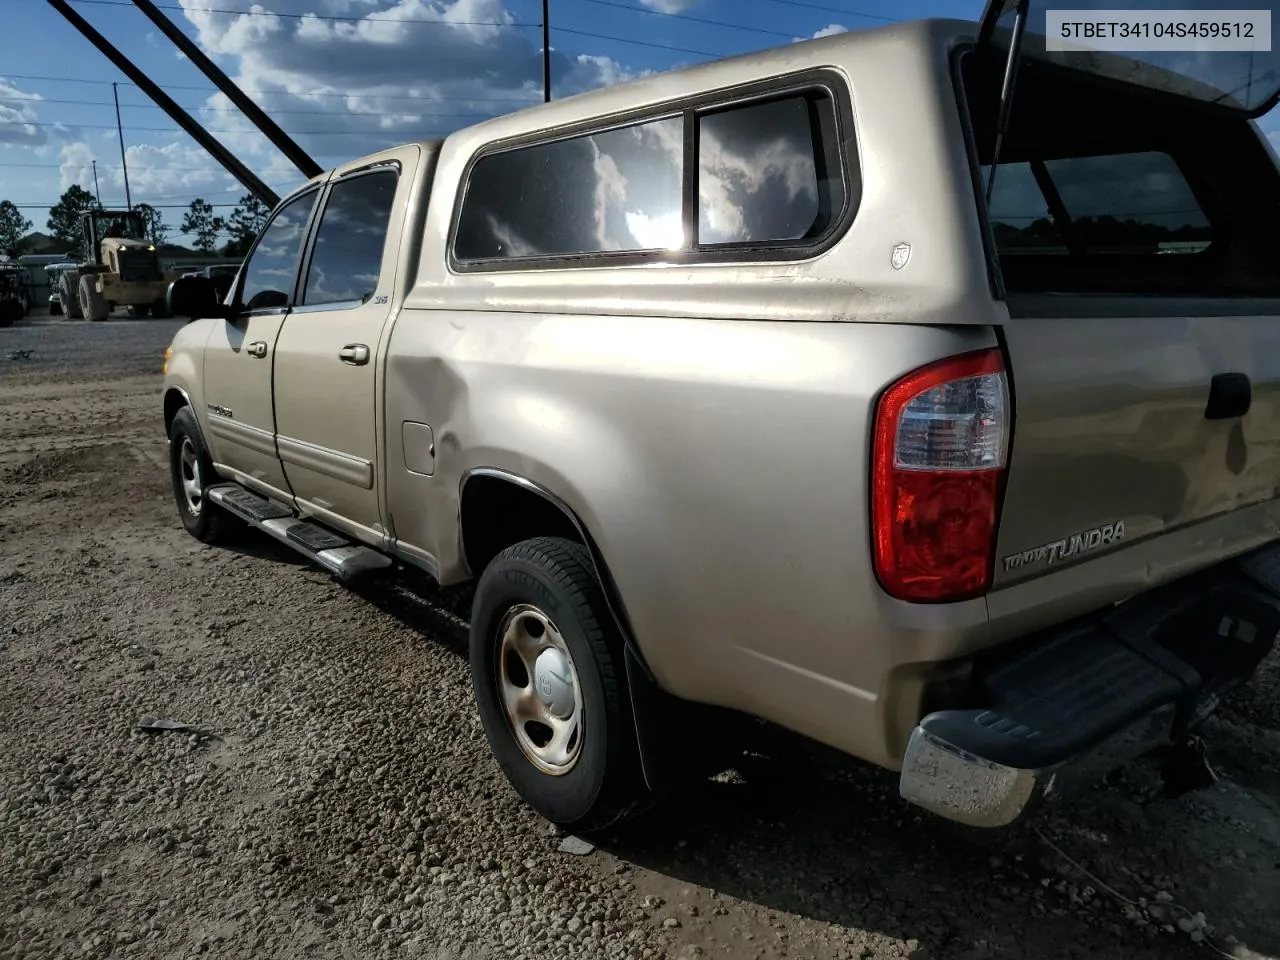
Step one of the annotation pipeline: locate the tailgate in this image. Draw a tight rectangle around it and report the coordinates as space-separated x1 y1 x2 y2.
994 312 1280 587
959 23 1280 591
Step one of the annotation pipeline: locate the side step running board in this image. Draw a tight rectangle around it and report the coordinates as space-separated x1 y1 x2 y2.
207 483 393 583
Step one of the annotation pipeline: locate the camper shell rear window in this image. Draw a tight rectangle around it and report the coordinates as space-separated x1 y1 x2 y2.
961 49 1280 299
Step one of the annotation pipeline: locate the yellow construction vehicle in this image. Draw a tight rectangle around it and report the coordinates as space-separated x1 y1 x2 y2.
58 209 179 321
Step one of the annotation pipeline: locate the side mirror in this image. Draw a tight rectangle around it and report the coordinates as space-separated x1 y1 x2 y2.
167 276 232 320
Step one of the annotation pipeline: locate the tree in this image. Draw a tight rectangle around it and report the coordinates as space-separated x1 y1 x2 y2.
134 202 169 246
46 185 96 259
181 198 219 253
219 194 270 258
0 200 32 256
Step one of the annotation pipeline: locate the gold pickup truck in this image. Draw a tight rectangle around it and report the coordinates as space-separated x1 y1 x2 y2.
160 1 1280 834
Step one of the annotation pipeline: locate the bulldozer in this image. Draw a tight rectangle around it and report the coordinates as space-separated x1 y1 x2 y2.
58 209 179 321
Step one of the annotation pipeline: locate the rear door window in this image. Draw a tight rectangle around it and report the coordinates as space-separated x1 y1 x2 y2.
302 169 399 306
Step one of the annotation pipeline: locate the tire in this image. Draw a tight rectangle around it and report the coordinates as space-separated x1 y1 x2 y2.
470 536 649 834
0 301 17 327
128 303 151 318
60 274 83 320
151 296 170 319
168 406 243 545
79 275 109 322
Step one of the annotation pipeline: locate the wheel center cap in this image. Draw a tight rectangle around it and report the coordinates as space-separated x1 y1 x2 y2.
532 648 575 719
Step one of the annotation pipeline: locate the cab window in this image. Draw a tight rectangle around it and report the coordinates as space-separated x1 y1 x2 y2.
238 189 318 312
302 169 399 306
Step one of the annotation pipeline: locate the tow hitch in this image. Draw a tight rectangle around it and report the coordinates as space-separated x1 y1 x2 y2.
1160 736 1219 799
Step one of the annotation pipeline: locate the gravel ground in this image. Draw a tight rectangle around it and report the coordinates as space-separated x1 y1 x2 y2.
2 315 1279 960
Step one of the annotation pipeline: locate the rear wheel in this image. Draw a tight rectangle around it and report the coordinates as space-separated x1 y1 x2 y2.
469 536 649 834
168 406 242 545
60 274 83 320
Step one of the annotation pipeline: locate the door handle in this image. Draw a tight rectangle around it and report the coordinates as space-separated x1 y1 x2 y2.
246 340 268 359
338 343 370 366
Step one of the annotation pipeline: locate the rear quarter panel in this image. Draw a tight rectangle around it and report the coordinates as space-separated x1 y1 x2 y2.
381 19 1009 766
384 311 1000 766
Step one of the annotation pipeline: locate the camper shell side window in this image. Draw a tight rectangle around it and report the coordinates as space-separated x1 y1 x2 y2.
449 71 861 272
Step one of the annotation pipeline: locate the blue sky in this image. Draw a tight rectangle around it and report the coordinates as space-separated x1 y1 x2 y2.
0 0 1276 247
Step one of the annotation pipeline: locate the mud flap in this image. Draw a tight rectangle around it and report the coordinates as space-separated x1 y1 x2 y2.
623 644 741 795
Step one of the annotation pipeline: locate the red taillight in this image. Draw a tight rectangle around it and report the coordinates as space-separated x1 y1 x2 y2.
871 348 1010 603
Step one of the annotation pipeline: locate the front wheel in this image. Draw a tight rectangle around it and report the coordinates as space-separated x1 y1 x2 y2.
168 406 242 545
470 537 649 834
78 275 108 322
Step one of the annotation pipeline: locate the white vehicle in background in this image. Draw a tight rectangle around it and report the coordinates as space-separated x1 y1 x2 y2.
45 261 80 317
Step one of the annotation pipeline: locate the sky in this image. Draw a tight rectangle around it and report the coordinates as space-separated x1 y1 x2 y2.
1 0 1278 248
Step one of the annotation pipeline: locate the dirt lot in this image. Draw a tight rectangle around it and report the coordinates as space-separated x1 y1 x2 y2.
2 316 1279 960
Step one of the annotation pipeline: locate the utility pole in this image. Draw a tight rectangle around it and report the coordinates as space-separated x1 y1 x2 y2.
91 160 102 208
542 0 551 103
112 82 133 211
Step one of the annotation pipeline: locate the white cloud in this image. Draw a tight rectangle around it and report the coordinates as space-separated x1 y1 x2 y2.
59 137 240 207
59 142 98 192
638 0 697 13
793 23 847 42
0 80 46 146
173 0 635 172
120 142 238 197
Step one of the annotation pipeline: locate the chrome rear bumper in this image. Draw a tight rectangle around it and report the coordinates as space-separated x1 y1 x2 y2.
899 727 1042 828
897 543 1280 828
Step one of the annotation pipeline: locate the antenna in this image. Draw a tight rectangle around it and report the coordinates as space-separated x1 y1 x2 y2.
91 160 102 208
542 0 551 103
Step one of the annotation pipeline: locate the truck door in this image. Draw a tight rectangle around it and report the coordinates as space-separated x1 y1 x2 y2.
200 185 321 499
271 147 417 545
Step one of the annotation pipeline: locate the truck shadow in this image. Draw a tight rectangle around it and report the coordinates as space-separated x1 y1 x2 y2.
603 752 1265 960
343 570 1278 960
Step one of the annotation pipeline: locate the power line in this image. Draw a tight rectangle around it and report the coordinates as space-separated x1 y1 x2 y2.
63 0 750 57
577 0 795 39
757 0 897 21
0 161 119 170
0 95 502 120
71 0 898 27
70 0 540 28
553 26 721 57
10 202 246 209
0 74 541 105
10 119 461 136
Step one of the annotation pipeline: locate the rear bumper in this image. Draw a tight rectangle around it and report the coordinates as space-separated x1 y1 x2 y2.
899 541 1280 827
